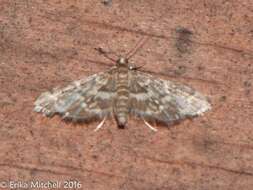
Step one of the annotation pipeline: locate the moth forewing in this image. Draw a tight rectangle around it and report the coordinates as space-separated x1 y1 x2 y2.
128 70 211 125
34 68 117 122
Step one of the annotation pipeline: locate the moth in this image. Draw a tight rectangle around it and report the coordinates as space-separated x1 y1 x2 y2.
34 39 211 131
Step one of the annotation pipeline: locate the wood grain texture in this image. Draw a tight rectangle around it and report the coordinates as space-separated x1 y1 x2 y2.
0 0 252 189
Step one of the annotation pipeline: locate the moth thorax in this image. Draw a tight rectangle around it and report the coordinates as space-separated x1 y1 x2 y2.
117 57 128 67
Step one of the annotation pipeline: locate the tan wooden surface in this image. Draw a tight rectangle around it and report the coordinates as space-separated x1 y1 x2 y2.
0 1 252 189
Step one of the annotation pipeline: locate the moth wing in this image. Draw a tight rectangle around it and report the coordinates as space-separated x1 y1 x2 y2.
129 71 211 125
34 68 117 121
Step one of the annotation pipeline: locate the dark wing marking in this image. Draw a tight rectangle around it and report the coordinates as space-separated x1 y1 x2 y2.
34 68 117 121
129 70 211 125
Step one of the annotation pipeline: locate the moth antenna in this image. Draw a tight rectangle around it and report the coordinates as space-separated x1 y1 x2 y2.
126 35 150 60
97 47 119 57
94 47 117 63
94 117 107 132
143 118 158 132
126 8 170 61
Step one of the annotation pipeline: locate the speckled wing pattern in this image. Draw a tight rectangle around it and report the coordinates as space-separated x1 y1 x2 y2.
129 71 211 125
34 68 117 121
34 67 211 126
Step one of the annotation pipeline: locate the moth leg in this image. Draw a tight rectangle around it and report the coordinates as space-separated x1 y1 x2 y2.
94 117 107 132
142 118 158 132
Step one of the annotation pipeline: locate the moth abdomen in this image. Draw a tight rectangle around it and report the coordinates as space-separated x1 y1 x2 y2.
114 66 130 128
116 112 128 129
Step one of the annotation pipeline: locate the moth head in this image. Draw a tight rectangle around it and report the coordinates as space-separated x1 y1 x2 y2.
116 57 128 67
